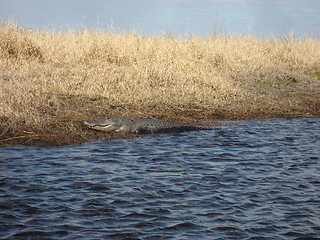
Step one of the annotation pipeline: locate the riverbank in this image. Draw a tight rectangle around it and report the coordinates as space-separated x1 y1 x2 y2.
1 22 319 146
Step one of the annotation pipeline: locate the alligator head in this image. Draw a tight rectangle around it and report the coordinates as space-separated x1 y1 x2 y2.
82 117 128 132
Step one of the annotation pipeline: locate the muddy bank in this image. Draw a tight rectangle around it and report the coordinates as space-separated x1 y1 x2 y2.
1 83 319 146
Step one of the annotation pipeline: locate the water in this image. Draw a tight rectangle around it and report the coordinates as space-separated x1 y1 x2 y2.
1 0 319 38
0 118 319 240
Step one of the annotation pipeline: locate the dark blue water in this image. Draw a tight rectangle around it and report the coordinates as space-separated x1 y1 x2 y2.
1 118 319 240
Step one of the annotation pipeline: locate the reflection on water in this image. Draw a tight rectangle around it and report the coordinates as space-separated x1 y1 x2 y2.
0 118 320 239
0 0 319 38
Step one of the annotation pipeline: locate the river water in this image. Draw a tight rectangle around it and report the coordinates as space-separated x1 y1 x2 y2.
0 118 319 239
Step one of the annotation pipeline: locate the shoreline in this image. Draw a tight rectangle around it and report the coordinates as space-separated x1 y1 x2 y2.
1 108 320 146
1 95 319 146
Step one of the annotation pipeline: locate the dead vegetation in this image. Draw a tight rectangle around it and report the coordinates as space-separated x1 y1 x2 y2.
0 21 319 146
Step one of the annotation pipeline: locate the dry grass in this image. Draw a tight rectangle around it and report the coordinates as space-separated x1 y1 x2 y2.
1 21 319 145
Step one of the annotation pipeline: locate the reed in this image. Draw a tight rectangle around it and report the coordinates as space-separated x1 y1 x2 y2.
1 21 319 145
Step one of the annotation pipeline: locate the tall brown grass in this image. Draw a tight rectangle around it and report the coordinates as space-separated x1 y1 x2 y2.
0 21 319 140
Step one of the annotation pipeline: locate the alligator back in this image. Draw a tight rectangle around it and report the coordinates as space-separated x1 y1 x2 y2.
130 119 210 134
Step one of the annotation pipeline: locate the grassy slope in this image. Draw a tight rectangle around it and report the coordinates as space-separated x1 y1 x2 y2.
0 22 319 146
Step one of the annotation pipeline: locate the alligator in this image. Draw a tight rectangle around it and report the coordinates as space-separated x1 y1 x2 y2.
82 117 211 134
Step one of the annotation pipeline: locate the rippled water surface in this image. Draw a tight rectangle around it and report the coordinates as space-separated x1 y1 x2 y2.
1 118 319 239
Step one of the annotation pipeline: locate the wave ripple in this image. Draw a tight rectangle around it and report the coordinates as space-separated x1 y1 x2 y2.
1 118 320 239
